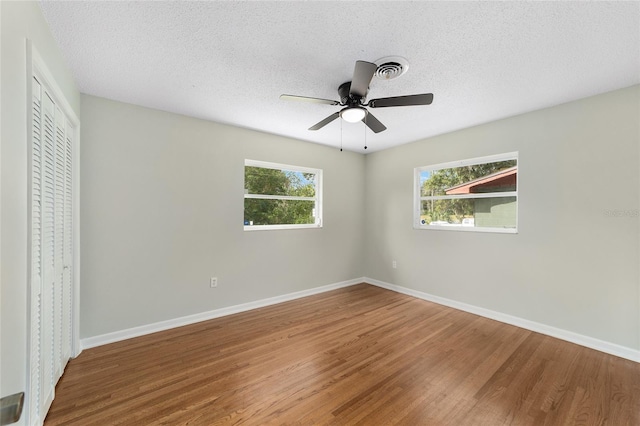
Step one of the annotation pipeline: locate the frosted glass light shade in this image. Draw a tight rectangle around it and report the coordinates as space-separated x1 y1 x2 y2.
340 107 366 123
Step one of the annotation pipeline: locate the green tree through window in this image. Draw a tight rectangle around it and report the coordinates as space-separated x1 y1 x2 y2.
421 160 516 222
244 162 320 227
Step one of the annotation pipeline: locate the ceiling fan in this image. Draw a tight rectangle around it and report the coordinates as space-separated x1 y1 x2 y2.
280 60 433 134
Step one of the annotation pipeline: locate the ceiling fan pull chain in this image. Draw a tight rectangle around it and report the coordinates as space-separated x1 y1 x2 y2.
340 119 343 152
364 114 368 150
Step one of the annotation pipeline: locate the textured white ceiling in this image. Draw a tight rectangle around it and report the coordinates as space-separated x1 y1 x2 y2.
40 1 640 153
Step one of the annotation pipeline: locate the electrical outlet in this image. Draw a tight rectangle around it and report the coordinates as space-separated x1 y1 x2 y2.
210 277 218 288
392 260 397 269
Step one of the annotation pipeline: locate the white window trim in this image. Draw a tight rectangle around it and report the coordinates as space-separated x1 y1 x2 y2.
414 152 518 234
244 159 323 231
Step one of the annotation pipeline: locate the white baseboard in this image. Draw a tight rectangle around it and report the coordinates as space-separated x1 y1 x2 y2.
81 277 365 350
364 277 640 363
82 276 639 363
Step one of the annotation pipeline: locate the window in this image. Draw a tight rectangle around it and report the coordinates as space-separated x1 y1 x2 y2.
244 160 322 230
414 152 518 233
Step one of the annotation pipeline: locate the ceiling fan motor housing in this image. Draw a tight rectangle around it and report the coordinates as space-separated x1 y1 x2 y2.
338 81 364 106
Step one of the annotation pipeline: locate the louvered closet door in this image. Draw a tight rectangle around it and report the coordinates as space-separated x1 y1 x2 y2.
29 71 76 425
62 120 74 363
41 87 57 413
29 75 44 425
54 105 66 378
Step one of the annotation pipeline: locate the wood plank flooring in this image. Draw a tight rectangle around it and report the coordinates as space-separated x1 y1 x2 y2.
44 284 640 425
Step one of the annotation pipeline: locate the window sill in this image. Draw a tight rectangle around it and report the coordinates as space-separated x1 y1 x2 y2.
414 225 517 234
244 224 322 231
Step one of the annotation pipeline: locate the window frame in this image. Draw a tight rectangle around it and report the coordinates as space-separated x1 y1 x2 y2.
414 152 518 234
244 159 323 231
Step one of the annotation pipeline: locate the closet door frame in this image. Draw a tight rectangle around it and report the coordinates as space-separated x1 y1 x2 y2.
26 40 80 425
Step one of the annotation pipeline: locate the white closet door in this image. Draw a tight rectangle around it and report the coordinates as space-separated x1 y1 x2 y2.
62 121 74 362
29 75 44 425
28 45 79 425
41 89 57 413
54 105 66 377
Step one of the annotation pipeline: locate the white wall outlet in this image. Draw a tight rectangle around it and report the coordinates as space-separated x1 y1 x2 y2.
392 260 397 269
210 277 218 288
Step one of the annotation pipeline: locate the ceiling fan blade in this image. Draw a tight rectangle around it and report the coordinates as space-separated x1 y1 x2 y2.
280 94 340 105
309 112 340 131
363 111 387 133
349 61 377 98
368 93 434 108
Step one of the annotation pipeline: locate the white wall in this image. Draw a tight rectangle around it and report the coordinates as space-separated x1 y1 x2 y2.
364 85 640 352
80 95 365 338
0 0 80 419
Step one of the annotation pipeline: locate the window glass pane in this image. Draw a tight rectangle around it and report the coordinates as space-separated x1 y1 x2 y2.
245 166 316 197
420 197 516 229
420 160 517 197
244 199 316 226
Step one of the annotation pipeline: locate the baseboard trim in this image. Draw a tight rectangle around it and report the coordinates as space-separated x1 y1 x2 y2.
81 277 365 350
82 277 639 363
364 277 640 363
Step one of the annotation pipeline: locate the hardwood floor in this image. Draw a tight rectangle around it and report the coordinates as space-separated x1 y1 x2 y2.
45 284 639 425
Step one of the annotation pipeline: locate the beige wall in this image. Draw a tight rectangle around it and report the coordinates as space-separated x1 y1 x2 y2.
364 85 640 350
80 95 366 337
0 0 80 417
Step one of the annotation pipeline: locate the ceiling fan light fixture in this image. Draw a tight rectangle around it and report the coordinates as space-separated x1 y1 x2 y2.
340 106 367 123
